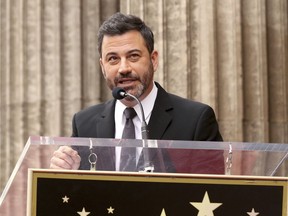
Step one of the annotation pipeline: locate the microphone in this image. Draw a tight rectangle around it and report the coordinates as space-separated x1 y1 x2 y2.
112 87 149 139
112 87 126 99
112 87 154 173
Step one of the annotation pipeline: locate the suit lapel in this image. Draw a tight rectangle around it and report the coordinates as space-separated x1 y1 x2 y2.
148 83 173 139
96 99 116 138
95 84 173 140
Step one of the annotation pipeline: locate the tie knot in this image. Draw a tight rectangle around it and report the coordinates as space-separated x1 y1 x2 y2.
124 107 137 119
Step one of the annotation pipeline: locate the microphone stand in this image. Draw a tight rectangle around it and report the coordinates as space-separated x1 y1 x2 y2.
124 93 154 172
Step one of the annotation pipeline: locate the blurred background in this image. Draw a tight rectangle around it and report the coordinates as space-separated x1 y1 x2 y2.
0 0 287 192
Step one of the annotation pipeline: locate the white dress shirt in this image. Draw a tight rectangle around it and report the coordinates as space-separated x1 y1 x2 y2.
114 83 158 170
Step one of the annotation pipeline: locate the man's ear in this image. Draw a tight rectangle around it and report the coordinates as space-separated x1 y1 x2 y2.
151 50 159 72
99 58 106 78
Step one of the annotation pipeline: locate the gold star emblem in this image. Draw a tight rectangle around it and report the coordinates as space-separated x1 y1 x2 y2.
247 208 259 216
160 208 167 216
190 191 222 216
77 207 90 216
62 195 69 203
107 206 115 214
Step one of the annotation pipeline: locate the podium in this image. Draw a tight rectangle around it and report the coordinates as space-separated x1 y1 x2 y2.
0 136 287 215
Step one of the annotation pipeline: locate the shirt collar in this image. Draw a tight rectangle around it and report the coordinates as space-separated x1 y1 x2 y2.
115 82 158 123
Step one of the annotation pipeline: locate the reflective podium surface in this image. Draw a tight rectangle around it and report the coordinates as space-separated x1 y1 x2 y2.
0 136 288 215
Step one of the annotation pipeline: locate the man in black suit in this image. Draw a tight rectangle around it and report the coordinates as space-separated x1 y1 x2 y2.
50 12 224 174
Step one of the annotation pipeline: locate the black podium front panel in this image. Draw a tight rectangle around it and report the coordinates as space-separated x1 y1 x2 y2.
28 169 287 216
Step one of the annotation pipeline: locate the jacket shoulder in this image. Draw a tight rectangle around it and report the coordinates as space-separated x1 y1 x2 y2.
75 99 114 119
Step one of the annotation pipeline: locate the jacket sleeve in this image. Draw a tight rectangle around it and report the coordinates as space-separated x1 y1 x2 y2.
194 105 223 141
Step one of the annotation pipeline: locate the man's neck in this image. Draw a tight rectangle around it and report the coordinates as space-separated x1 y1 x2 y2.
119 82 154 107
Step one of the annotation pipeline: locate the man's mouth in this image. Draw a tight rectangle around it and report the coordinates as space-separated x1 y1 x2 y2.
118 78 137 86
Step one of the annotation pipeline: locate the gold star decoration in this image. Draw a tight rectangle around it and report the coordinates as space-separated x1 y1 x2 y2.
247 208 259 216
160 208 166 216
190 191 222 216
62 195 69 203
107 206 115 214
77 207 90 216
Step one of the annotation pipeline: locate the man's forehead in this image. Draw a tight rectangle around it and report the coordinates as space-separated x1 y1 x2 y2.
102 31 144 44
101 31 147 55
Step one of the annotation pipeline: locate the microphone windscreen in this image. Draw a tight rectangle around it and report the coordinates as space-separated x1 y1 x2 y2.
112 87 126 99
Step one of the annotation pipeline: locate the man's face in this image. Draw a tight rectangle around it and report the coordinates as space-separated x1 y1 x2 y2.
100 30 158 104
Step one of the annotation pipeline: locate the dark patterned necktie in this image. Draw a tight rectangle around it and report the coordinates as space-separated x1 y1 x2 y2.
121 107 137 139
120 108 137 171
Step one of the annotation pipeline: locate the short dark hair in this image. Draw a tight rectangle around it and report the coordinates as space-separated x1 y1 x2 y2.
97 12 154 57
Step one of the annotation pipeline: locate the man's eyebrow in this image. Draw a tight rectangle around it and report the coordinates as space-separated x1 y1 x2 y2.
105 51 118 56
127 49 142 54
104 49 142 58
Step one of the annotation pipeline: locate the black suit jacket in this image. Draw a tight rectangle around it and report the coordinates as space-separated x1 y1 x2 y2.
72 82 224 174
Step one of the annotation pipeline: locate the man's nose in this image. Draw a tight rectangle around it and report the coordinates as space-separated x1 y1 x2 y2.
118 59 132 74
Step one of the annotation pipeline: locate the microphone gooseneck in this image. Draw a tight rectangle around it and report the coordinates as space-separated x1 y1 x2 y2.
112 87 154 173
112 87 149 139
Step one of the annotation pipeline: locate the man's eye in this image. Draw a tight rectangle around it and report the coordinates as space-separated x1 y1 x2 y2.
129 54 140 61
108 56 119 64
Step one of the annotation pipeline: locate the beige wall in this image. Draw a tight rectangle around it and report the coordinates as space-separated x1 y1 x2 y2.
0 0 287 190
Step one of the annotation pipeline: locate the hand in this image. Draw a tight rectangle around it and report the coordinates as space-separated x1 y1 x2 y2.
50 146 81 170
